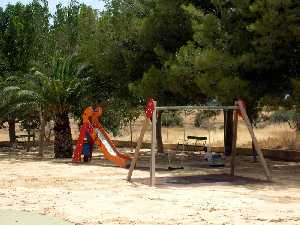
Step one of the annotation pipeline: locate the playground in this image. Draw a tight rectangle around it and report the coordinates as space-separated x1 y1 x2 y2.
0 101 300 224
0 148 300 225
0 0 298 224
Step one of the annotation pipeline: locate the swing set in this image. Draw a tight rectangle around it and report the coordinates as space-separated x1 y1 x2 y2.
167 110 219 170
127 99 272 186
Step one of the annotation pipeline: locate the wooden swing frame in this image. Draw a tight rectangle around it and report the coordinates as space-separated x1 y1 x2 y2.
127 100 272 186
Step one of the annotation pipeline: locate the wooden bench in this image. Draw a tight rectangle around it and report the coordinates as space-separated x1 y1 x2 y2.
16 134 36 150
16 134 35 142
176 135 207 152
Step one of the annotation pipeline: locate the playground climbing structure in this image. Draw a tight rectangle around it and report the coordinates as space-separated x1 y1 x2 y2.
72 106 131 167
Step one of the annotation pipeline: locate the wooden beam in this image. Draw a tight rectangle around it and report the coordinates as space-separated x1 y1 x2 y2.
230 107 238 176
127 117 150 181
224 109 234 156
150 101 157 187
238 101 272 181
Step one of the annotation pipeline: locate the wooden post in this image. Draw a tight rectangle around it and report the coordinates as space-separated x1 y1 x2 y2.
230 107 238 176
127 118 150 181
224 109 234 156
150 101 157 187
238 101 272 181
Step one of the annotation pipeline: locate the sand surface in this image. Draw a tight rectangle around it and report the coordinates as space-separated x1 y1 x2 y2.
0 209 72 225
0 149 300 225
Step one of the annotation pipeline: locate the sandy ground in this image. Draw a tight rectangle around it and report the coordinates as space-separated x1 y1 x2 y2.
0 148 300 225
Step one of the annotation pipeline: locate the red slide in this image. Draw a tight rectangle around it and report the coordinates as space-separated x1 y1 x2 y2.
72 107 131 167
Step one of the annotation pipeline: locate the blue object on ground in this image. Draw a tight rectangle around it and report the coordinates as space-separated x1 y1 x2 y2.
82 143 90 156
208 153 225 167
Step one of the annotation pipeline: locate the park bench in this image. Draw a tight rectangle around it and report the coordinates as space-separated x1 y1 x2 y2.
15 134 36 151
176 135 207 152
16 134 35 143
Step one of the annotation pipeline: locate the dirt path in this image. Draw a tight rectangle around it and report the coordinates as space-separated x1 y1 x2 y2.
0 152 300 225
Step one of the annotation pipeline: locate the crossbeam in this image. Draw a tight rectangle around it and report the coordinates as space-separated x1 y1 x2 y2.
156 105 238 111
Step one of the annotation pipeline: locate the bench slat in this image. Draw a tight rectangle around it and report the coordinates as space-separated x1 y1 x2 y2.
187 136 207 141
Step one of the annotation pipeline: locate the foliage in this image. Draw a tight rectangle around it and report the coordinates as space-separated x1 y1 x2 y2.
194 111 218 128
30 55 90 117
253 109 300 129
101 100 142 136
0 0 50 142
165 3 252 106
161 112 183 127
129 0 195 105
163 0 299 121
269 110 299 125
19 116 40 134
0 0 50 75
1 54 90 157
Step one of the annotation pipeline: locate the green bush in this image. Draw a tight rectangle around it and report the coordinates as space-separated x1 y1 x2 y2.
269 110 299 124
250 110 300 128
253 113 270 128
194 111 218 128
161 112 183 127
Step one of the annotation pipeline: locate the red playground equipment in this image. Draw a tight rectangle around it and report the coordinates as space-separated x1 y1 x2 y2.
72 106 132 167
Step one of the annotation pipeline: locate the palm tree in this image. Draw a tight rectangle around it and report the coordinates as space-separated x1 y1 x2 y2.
30 55 90 158
1 76 45 154
0 77 23 144
2 54 90 158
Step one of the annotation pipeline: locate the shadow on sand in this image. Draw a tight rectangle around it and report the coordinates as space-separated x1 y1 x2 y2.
131 173 269 188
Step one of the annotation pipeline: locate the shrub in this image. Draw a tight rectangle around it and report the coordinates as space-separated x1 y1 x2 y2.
269 110 299 124
268 110 300 129
250 110 300 129
194 111 218 128
161 112 183 127
254 113 271 128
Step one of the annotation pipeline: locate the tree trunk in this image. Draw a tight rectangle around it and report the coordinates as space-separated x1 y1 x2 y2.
8 118 16 143
156 111 164 153
248 115 257 161
224 110 233 156
39 111 45 158
53 113 73 158
129 120 133 151
26 126 31 152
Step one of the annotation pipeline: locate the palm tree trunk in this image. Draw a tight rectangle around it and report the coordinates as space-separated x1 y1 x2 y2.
53 113 73 158
8 118 16 143
39 111 45 158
